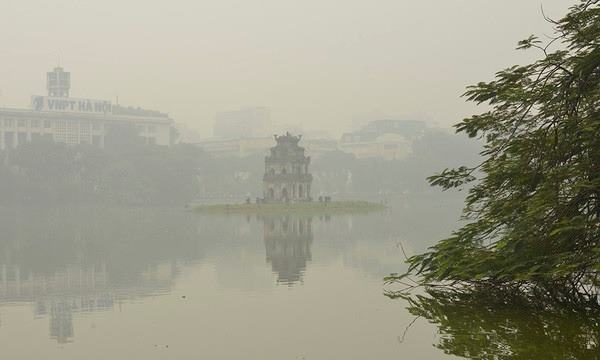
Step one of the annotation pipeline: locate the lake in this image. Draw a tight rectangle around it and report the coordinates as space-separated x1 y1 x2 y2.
1 194 595 359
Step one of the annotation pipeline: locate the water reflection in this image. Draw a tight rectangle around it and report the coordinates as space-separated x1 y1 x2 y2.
401 288 600 359
49 300 74 343
262 215 313 285
0 194 467 356
0 206 197 343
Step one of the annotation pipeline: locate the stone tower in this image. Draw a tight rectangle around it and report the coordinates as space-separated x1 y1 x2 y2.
263 132 312 202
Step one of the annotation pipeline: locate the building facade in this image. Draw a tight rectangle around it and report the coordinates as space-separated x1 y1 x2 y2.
198 136 275 158
214 106 272 139
263 133 312 202
0 67 173 150
339 119 427 160
197 136 337 159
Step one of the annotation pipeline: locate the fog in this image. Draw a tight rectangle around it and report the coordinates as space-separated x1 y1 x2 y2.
0 1 586 359
1 0 569 137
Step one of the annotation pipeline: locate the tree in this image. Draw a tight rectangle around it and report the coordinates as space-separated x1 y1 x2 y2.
391 1 600 299
397 287 600 359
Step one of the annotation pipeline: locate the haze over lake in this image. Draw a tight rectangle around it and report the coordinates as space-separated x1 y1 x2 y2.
0 194 465 359
2 1 598 358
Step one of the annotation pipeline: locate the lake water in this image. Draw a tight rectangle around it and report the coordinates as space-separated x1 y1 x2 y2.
1 195 595 359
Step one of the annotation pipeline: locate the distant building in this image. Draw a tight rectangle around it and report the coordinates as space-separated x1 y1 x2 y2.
302 138 338 158
263 133 312 202
214 106 272 139
0 66 173 150
339 119 427 160
197 136 337 159
198 136 274 158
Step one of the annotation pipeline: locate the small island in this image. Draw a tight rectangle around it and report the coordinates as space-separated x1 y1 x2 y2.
193 201 386 214
192 132 385 214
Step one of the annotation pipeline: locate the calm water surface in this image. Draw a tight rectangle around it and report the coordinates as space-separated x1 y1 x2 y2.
3 195 591 359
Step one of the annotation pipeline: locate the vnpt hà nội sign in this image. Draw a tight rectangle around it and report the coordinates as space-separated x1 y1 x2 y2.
31 96 112 114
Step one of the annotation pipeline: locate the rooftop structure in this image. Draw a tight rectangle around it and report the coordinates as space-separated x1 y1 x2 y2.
47 67 71 97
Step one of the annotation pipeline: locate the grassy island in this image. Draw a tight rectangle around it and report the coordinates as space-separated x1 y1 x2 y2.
192 201 386 215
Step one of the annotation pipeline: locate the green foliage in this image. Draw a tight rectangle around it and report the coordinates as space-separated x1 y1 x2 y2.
0 139 207 206
394 1 600 294
391 287 600 359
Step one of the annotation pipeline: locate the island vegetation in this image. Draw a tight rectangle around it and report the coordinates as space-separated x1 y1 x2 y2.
192 200 386 214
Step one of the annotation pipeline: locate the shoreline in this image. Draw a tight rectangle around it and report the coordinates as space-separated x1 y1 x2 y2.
191 201 386 214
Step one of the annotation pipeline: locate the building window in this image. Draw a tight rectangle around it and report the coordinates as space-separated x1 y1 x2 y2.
54 120 67 143
80 122 90 134
17 132 27 145
66 121 79 145
92 122 103 131
18 119 27 128
4 132 15 148
147 125 156 133
80 122 91 144
44 120 53 129
5 119 14 127
136 125 146 133
31 119 41 128
31 133 47 143
148 137 156 145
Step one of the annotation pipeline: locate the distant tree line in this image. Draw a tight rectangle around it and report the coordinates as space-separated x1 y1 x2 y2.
311 129 481 197
0 126 480 206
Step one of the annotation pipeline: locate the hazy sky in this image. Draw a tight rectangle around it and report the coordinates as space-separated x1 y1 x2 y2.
1 0 571 137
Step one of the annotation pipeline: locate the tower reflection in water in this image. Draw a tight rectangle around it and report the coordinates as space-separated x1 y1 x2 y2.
262 215 313 285
0 208 326 343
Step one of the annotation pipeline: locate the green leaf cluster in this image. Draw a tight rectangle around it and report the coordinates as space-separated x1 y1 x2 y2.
397 1 600 295
396 287 600 359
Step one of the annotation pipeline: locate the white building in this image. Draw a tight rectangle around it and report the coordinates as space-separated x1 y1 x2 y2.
214 106 272 139
0 67 173 150
339 119 426 160
197 136 338 159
